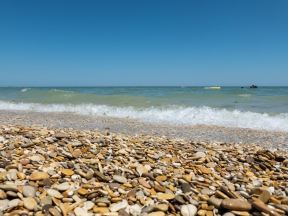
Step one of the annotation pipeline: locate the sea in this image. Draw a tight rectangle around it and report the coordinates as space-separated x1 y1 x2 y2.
0 86 288 132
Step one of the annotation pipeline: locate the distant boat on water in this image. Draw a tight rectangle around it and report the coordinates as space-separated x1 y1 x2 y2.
204 86 221 90
249 84 258 89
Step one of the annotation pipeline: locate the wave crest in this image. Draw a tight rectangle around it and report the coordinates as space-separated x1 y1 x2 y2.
0 100 287 132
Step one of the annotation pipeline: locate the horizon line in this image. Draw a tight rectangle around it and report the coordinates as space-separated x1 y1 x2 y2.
0 85 287 88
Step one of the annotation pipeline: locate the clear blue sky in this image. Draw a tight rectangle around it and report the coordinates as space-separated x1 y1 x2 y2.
0 0 287 86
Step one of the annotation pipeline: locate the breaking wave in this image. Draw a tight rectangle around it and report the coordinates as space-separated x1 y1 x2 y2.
20 88 30 92
0 100 288 132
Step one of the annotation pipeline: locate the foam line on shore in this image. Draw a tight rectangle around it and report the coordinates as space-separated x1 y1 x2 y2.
0 100 288 132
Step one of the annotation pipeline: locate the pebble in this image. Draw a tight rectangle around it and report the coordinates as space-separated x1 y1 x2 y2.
201 188 214 196
0 184 18 192
61 169 74 176
148 211 165 216
74 207 92 216
136 165 148 176
93 206 110 214
8 198 20 208
72 149 82 158
181 182 192 193
157 193 175 200
139 178 151 188
113 175 127 184
23 197 37 210
222 213 236 216
154 203 169 212
193 152 206 158
180 204 197 216
47 189 64 199
0 189 7 199
29 171 49 180
208 197 223 208
129 204 142 216
53 182 70 191
221 199 252 211
110 200 128 212
23 185 36 197
0 199 9 211
258 190 271 203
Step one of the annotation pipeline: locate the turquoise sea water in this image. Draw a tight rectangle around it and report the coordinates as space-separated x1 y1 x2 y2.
0 87 288 131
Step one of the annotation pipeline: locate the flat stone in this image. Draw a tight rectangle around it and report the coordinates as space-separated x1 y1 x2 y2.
208 197 223 208
154 184 166 192
175 195 186 204
78 188 88 196
47 189 63 199
231 211 250 216
155 175 167 182
74 207 92 216
157 193 175 200
23 197 37 210
83 201 95 211
94 171 110 182
139 178 151 188
7 169 17 180
180 204 197 216
201 188 214 196
181 182 192 193
197 166 211 174
136 165 148 176
193 152 206 158
222 213 236 216
258 190 271 204
54 133 70 139
29 154 45 162
72 149 82 158
129 204 142 216
109 183 120 190
0 184 18 192
53 182 70 191
197 209 206 216
0 189 7 199
154 204 169 211
49 207 62 216
148 211 165 216
110 200 128 212
0 199 9 211
0 136 5 142
95 197 110 204
93 207 110 214
23 185 36 197
61 169 74 176
8 199 20 208
30 171 49 180
113 175 127 184
221 199 252 211
119 209 130 216
6 190 17 197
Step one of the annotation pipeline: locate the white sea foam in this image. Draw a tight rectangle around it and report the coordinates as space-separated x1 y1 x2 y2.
0 100 288 132
20 88 30 92
238 94 251 97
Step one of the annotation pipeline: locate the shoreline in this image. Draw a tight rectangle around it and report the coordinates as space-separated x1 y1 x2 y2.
0 110 287 149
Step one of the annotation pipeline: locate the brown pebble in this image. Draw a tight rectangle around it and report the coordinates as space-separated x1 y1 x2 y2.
221 199 252 211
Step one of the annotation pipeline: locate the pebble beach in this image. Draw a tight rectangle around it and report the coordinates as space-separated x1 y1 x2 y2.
0 123 287 216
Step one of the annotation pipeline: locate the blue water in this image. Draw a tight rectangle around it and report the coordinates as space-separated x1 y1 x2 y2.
0 86 288 131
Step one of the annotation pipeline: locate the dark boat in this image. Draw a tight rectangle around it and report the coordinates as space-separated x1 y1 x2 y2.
249 85 258 89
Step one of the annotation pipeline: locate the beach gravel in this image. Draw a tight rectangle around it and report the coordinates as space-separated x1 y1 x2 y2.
0 124 287 215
